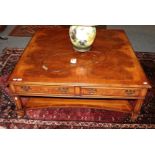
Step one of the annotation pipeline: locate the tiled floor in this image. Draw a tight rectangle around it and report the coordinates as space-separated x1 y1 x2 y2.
0 25 155 53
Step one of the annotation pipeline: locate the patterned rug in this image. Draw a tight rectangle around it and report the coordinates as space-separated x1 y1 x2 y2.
9 25 107 37
9 25 67 37
0 48 155 129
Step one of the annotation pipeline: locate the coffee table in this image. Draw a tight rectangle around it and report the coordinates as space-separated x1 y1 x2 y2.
8 27 151 121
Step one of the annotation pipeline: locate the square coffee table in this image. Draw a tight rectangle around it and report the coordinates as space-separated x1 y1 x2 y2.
8 27 151 121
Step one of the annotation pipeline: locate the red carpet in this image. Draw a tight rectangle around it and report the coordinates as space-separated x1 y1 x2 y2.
9 26 69 37
9 25 106 37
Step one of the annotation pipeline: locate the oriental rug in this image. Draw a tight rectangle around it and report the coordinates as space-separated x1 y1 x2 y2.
0 48 155 129
9 25 107 37
9 25 66 37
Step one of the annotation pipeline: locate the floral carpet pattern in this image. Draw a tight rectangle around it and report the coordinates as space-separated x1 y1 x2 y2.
9 25 106 37
0 48 155 128
9 26 68 37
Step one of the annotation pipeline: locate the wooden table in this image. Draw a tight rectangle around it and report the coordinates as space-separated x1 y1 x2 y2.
8 27 151 121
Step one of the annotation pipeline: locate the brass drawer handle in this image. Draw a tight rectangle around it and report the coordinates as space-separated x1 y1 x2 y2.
125 89 136 96
58 87 69 93
87 88 97 95
21 86 31 92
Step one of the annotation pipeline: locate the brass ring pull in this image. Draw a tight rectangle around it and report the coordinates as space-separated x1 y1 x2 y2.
21 86 31 92
58 87 69 93
125 89 135 96
87 88 97 95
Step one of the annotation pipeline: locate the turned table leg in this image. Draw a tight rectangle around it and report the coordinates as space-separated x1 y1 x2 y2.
13 96 25 118
131 88 149 122
131 99 144 122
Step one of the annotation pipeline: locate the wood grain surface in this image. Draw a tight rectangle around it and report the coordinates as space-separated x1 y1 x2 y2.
8 27 151 121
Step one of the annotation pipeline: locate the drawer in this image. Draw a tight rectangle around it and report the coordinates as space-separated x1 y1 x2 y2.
81 87 141 97
13 85 74 96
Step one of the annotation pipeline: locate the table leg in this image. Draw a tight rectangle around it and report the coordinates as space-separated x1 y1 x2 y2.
131 99 144 122
13 96 25 118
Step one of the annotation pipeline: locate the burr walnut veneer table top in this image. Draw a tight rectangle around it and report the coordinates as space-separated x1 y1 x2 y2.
8 27 151 121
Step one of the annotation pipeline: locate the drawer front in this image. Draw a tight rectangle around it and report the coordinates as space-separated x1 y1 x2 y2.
13 85 74 96
81 87 141 97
